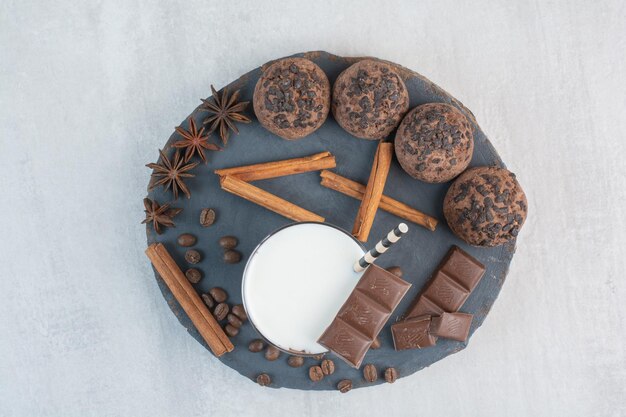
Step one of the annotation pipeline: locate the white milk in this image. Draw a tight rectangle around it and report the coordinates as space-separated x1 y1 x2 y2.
242 223 365 354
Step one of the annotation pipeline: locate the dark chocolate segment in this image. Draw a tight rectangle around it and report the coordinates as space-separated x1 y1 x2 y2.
429 312 473 342
318 264 411 368
391 316 437 350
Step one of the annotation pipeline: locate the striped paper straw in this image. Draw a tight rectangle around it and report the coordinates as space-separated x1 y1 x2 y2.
353 223 409 272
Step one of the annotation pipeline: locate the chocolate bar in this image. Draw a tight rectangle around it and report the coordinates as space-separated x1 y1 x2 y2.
318 264 411 368
404 246 485 319
391 316 437 350
429 312 473 342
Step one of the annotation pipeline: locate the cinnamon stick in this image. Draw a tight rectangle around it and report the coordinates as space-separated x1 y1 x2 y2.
320 170 438 231
145 243 233 356
152 244 232 349
352 142 394 242
219 175 325 222
214 152 336 182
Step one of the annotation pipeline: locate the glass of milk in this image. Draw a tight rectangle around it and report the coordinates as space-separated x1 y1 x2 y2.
242 222 366 355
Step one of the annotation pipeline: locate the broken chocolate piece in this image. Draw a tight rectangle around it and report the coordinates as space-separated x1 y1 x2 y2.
391 316 437 350
429 312 473 342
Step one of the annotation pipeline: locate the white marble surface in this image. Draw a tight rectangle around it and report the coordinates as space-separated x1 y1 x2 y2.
1 0 625 416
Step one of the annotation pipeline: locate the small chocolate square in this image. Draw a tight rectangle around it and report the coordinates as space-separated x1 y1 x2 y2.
429 312 473 342
405 296 445 320
337 289 389 339
317 317 372 368
440 247 486 292
391 316 437 351
421 271 469 312
355 264 412 310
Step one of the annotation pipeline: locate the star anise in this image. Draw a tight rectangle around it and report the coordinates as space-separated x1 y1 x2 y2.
146 149 198 199
172 117 221 164
199 84 251 145
141 198 182 234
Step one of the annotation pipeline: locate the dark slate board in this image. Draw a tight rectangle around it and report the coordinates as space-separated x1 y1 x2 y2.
145 51 516 391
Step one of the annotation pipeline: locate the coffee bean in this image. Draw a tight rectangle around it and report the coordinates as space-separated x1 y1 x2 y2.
363 364 378 382
219 235 238 249
320 359 335 375
184 268 202 283
223 249 242 264
386 266 403 278
337 379 352 393
309 365 324 382
370 336 381 349
265 345 281 361
213 303 229 321
227 313 242 328
231 304 248 321
224 324 239 337
201 293 215 309
248 339 265 352
177 233 197 247
184 249 201 264
199 208 216 227
312 353 325 360
209 287 228 303
287 355 304 368
256 373 271 386
384 367 398 383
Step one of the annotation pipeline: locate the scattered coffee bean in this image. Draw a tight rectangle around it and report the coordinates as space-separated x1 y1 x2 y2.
219 235 238 249
384 367 398 383
370 336 381 349
265 345 281 361
309 365 324 382
227 313 243 328
256 373 271 386
201 293 215 309
177 233 197 247
213 303 229 321
199 208 216 227
337 379 352 393
386 266 403 278
224 324 239 337
184 268 202 284
312 353 325 360
223 249 242 264
184 249 201 264
248 339 265 352
231 304 248 321
209 287 228 303
287 355 304 368
363 364 378 382
320 359 335 375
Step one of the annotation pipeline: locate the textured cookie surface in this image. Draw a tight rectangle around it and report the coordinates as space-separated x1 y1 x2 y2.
332 59 409 140
444 166 527 247
253 58 330 140
395 103 474 183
